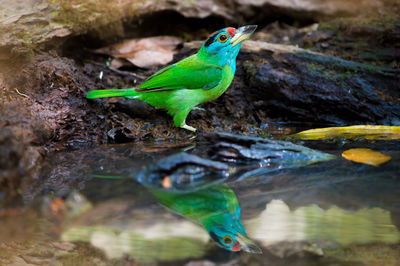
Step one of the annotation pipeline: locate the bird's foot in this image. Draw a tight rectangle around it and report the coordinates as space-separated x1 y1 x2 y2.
192 107 206 112
180 124 197 132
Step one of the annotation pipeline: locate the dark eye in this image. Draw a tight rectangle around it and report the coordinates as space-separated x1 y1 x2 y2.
218 34 228 43
222 235 233 245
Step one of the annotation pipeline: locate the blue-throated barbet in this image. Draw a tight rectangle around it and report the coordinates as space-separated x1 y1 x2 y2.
86 25 257 132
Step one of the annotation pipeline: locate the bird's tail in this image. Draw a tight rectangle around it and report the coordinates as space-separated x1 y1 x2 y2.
86 88 139 99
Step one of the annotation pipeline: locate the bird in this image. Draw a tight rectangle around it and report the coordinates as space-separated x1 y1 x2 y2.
86 25 257 132
150 184 262 253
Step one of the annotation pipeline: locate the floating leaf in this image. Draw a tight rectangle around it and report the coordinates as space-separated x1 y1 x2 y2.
291 125 400 140
162 176 172 189
342 148 391 166
94 36 182 69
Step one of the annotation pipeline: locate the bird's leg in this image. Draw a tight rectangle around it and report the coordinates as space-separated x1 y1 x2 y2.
181 124 197 132
174 110 197 132
192 106 206 112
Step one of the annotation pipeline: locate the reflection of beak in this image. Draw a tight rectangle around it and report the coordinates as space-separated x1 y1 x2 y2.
235 232 263 254
230 25 257 47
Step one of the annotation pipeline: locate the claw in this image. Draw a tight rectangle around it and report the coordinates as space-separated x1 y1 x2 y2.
181 124 197 132
193 107 206 112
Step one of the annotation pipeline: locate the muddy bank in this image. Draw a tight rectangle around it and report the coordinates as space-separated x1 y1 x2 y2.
1 0 400 205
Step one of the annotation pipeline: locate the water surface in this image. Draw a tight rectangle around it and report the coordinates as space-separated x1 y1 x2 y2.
1 127 399 265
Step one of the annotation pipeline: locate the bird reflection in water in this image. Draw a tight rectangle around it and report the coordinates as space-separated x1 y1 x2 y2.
149 184 262 253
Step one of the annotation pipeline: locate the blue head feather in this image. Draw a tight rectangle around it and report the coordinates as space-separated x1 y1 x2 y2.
206 205 247 251
199 27 242 70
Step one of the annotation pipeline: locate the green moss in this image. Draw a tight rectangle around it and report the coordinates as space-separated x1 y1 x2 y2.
325 244 400 266
320 15 399 32
243 60 258 85
316 0 399 68
62 225 207 264
56 243 106 266
319 0 400 33
49 0 145 39
306 62 324 73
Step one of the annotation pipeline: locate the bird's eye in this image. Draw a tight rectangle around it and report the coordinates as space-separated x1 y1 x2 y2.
218 34 228 43
222 235 233 245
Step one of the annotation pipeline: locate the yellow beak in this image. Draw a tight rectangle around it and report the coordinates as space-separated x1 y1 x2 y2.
230 25 257 46
236 232 263 254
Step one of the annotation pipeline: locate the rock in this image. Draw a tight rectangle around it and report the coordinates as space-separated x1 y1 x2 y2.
0 0 391 55
52 242 75 252
0 0 232 54
136 153 230 191
149 0 235 20
236 0 382 21
136 132 335 190
202 132 335 166
185 260 217 266
262 241 323 258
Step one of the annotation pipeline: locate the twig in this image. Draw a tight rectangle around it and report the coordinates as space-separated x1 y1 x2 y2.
89 61 148 80
14 88 29 98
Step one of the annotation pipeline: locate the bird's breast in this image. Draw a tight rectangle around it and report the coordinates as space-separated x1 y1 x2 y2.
192 65 235 106
209 65 235 98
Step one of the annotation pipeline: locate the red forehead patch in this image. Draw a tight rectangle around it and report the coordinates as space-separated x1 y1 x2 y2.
226 27 236 37
231 241 241 251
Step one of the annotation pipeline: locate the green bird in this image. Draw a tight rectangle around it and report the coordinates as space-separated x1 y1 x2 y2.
150 184 262 253
86 25 257 132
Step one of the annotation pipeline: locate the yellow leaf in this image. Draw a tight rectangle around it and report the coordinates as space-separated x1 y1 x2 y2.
342 148 391 166
291 125 400 140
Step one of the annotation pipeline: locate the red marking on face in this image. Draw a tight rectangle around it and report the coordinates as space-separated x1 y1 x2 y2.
231 241 241 251
226 27 236 37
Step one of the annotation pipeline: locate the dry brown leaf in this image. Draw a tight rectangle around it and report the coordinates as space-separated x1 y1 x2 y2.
122 49 175 68
109 58 130 70
342 148 391 167
51 197 65 213
94 36 182 68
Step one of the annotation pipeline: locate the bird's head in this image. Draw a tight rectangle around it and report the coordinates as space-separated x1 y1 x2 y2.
207 223 262 254
200 25 257 65
205 206 261 254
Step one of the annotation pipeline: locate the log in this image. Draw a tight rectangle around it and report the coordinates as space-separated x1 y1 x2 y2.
239 41 400 125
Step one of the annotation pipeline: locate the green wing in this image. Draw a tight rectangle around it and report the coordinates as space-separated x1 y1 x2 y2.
136 55 223 92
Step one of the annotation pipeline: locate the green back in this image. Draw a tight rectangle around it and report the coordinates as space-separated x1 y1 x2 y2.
137 55 223 92
150 184 238 225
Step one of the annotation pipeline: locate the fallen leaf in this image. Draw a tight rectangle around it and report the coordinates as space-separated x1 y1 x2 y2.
342 148 391 166
51 197 65 213
291 125 400 140
126 49 176 68
94 36 182 69
108 58 130 70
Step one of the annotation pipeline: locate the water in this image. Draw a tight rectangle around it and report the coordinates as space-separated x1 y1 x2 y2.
1 129 399 265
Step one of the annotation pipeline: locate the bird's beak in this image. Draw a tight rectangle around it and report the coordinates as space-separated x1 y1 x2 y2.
235 232 263 254
230 25 257 47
